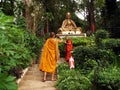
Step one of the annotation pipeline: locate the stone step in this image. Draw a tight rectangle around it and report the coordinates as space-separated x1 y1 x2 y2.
18 58 65 90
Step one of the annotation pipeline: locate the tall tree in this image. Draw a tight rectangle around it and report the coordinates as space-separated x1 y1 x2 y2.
87 0 95 33
0 0 14 15
76 0 105 33
23 0 44 35
41 0 78 33
104 0 120 38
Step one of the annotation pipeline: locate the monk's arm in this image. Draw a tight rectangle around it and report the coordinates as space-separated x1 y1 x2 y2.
58 38 63 43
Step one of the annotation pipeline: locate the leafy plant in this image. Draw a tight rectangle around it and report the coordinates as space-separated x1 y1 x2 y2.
95 29 109 48
73 46 116 69
82 58 98 75
58 43 65 57
0 73 18 90
93 66 120 90
0 10 43 90
102 39 120 55
57 63 69 75
57 63 92 90
58 36 95 57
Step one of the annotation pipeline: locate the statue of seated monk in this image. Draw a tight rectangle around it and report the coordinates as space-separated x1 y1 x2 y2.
58 12 82 34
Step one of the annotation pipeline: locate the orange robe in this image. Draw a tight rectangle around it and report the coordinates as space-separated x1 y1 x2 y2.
65 39 73 62
39 38 59 73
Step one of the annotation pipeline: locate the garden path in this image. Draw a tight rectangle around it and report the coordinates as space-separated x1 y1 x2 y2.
18 58 65 90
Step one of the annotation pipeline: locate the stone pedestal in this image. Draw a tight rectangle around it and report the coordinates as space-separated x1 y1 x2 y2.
57 33 86 38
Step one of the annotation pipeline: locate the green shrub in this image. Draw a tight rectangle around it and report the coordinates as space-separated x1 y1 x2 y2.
95 29 109 48
95 29 109 39
0 10 43 90
103 39 120 48
57 63 69 75
92 66 120 90
57 63 92 90
0 26 33 74
82 59 98 75
58 43 65 57
71 36 95 47
24 31 43 60
0 73 18 90
58 36 95 57
73 46 116 69
102 39 120 55
15 16 26 29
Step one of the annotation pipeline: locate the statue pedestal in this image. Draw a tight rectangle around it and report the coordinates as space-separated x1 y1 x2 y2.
58 33 86 38
61 30 81 35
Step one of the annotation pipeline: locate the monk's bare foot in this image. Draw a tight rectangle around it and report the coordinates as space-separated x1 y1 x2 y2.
51 78 57 81
42 79 46 82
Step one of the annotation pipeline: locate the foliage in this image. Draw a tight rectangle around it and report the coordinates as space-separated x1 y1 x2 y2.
72 36 95 47
14 0 25 20
57 63 70 74
58 43 65 57
0 23 31 73
0 11 43 89
58 36 95 57
40 0 80 32
101 39 120 66
44 32 50 40
82 59 98 75
93 66 120 90
57 63 92 90
0 73 18 90
95 29 109 39
15 16 26 29
102 38 120 55
57 30 120 90
95 29 109 48
102 1 120 38
0 0 14 15
24 31 43 58
73 46 116 69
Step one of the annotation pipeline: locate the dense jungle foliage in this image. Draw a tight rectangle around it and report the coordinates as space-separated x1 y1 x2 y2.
0 11 43 90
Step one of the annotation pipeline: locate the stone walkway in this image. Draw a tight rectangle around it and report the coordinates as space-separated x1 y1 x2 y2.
18 58 65 90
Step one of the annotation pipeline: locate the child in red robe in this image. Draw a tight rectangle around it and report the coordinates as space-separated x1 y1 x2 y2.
65 35 73 62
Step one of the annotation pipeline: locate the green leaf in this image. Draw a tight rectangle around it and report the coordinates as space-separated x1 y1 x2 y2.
0 73 18 90
5 76 16 82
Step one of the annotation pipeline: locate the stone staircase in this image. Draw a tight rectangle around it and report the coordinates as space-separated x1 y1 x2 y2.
18 64 56 90
18 58 65 90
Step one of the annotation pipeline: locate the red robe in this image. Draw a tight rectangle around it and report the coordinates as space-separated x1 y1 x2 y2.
65 39 73 62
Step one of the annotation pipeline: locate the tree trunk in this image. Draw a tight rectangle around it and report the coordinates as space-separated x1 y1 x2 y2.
26 6 32 32
87 0 95 33
90 0 95 33
32 4 36 35
24 0 32 33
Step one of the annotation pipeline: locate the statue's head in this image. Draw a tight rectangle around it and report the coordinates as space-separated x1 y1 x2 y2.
66 12 71 19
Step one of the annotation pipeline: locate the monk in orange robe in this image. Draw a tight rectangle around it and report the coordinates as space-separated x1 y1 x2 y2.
65 35 73 62
39 32 63 81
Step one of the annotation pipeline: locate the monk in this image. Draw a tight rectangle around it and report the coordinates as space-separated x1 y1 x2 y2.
65 35 73 62
39 32 63 82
